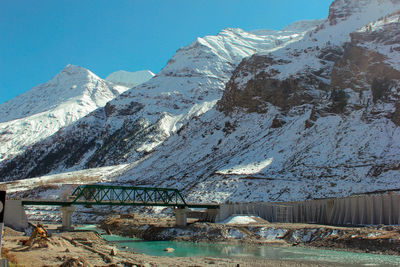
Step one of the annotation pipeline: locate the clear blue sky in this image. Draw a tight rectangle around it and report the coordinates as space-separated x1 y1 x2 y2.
0 0 332 104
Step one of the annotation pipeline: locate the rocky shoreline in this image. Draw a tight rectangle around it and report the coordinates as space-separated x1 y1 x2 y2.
2 212 400 266
99 214 400 256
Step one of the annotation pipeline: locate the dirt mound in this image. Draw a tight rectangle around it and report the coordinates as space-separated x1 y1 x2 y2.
3 226 24 237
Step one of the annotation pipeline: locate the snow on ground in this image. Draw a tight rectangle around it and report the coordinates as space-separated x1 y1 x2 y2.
218 215 258 225
216 159 274 175
1 164 129 194
1 164 130 223
110 2 400 204
253 228 288 240
226 229 246 239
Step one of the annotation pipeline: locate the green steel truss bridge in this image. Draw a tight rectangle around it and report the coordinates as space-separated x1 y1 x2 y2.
21 185 219 209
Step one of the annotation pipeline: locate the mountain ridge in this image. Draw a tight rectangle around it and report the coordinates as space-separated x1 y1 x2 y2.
0 19 320 181
2 1 400 204
0 65 153 162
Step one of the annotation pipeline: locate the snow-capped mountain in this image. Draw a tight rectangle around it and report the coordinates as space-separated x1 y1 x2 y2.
0 20 320 180
0 65 131 162
106 70 155 88
111 0 400 203
3 0 399 205
0 64 128 123
0 65 155 163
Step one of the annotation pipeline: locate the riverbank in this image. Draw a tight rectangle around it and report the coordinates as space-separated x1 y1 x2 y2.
1 226 344 267
2 213 400 266
99 213 400 256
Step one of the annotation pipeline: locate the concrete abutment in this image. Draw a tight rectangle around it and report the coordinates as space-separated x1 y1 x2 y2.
4 200 28 231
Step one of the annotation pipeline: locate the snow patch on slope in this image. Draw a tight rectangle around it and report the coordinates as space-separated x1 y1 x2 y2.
0 164 128 194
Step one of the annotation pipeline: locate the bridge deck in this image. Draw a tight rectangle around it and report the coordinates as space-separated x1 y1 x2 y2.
21 199 219 209
21 185 219 209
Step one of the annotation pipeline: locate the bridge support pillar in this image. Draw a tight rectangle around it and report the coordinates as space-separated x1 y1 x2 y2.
205 208 219 223
4 200 28 231
174 208 189 226
60 206 75 231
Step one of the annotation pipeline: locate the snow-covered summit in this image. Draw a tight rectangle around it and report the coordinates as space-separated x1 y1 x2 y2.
105 70 155 88
0 64 127 123
158 23 318 89
0 64 129 161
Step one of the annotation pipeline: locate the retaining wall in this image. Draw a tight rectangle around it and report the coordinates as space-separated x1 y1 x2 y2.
215 192 400 225
4 199 28 230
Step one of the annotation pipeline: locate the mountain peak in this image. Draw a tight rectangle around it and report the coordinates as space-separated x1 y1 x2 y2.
0 64 130 162
56 64 96 80
63 63 88 71
281 19 325 32
0 65 124 123
105 70 155 88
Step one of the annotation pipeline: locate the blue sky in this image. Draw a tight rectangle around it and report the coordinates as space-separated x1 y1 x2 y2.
0 0 332 104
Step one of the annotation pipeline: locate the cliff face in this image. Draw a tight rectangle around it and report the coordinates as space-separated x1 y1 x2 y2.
328 0 400 25
218 45 342 113
218 5 400 116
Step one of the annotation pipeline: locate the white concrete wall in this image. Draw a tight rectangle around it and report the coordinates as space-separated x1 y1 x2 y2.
215 193 400 225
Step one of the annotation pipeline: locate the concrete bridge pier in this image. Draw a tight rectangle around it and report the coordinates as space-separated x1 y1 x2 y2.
204 208 219 222
174 208 189 226
4 200 28 231
60 206 75 231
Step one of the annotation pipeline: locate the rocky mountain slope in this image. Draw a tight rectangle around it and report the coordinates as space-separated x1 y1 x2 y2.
111 0 400 203
0 21 320 181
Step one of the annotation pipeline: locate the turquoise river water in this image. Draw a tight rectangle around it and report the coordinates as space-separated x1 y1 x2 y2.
76 225 400 266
